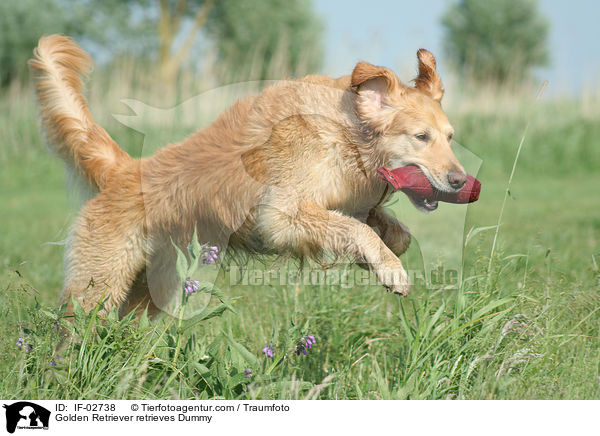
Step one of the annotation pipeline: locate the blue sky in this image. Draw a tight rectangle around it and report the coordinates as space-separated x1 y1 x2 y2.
313 0 600 95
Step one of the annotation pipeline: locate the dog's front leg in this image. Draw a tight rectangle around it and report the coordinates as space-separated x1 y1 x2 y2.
259 201 410 296
367 206 412 256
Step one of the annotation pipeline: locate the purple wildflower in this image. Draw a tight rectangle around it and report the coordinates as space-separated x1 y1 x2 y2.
184 278 201 295
296 334 317 356
55 321 60 327
50 360 56 367
244 368 252 378
25 344 33 354
202 246 219 265
16 338 23 350
262 344 275 358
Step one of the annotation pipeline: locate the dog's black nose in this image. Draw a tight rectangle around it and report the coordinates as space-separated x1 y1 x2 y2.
447 171 467 190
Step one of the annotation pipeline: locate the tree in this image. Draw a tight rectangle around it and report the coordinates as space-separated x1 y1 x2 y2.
0 0 152 87
0 0 81 86
156 0 215 82
442 0 549 84
0 0 323 87
119 0 323 82
207 0 323 80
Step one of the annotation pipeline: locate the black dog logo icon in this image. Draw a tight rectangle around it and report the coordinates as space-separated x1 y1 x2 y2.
3 402 50 433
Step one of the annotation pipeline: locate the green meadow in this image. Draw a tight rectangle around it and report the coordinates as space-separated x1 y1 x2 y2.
1 78 599 399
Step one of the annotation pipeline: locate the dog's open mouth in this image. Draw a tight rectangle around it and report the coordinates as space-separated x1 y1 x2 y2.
408 195 438 212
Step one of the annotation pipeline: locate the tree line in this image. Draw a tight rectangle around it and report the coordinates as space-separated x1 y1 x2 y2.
0 0 548 87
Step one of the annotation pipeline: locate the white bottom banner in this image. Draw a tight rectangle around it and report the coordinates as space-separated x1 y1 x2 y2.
0 399 597 435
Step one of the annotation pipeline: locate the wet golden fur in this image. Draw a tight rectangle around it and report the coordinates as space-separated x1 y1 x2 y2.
30 36 465 316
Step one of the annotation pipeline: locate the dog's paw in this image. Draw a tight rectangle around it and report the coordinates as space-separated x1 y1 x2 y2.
377 264 410 297
383 281 411 297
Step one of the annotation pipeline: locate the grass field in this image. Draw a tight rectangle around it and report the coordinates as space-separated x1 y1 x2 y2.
1 79 599 400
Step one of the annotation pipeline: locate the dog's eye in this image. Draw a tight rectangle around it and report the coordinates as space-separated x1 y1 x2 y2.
415 133 429 142
447 133 454 142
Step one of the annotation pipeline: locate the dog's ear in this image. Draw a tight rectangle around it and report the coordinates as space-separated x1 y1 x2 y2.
414 49 444 102
351 62 405 128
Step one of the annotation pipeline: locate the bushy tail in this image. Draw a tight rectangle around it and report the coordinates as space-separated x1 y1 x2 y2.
29 35 131 190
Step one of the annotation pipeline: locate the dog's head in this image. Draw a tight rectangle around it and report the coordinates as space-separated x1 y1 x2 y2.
352 50 465 212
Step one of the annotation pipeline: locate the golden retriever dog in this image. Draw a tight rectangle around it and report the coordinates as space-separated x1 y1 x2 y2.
29 35 466 317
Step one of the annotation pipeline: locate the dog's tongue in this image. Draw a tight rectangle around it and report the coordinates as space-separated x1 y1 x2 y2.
377 166 481 204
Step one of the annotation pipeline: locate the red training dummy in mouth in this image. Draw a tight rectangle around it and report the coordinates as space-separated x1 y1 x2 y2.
377 166 481 204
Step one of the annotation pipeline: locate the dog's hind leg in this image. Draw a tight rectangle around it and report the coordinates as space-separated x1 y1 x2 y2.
59 195 150 315
119 267 163 319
